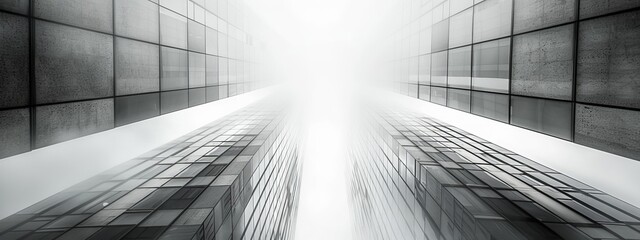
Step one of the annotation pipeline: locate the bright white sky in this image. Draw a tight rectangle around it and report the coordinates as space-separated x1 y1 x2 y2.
243 0 395 239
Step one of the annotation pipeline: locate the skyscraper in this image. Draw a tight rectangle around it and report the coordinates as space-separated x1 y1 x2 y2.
1 0 640 239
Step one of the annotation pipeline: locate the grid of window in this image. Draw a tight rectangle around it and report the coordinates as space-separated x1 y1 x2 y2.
0 0 270 159
389 0 640 161
0 101 301 240
349 109 640 239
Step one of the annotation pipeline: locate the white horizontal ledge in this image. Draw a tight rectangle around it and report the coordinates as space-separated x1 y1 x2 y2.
0 87 274 219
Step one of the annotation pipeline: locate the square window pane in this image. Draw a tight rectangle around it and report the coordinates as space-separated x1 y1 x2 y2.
449 8 473 48
419 54 431 85
431 87 447 105
431 19 449 52
206 28 219 55
512 24 574 100
472 38 510 93
419 85 431 101
160 8 187 49
115 38 159 96
577 10 640 109
409 56 419 84
189 88 206 107
471 91 509 122
161 47 188 91
219 58 229 85
511 96 572 140
189 52 206 88
188 20 205 52
447 89 471 112
161 90 188 114
206 55 219 86
115 93 160 127
448 46 471 89
473 0 512 43
431 51 448 87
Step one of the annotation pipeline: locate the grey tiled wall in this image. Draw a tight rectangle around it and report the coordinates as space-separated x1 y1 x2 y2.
0 0 268 159
391 0 640 160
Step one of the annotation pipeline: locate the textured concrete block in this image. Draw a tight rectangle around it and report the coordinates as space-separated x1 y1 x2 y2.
0 108 30 159
160 8 187 49
431 19 449 52
472 38 510 93
430 87 447 105
575 104 640 160
511 96 572 140
115 38 160 96
35 0 112 33
115 0 159 43
189 52 206 88
473 0 512 43
35 21 114 104
471 91 509 122
189 88 206 107
206 86 219 102
161 90 188 114
206 28 219 55
449 8 473 48
577 10 640 109
447 46 471 89
206 55 219 86
512 24 574 100
0 0 28 14
35 99 114 148
189 20 205 53
430 51 448 86
513 0 575 34
580 0 640 19
447 89 471 112
161 47 188 91
0 13 29 108
115 93 160 127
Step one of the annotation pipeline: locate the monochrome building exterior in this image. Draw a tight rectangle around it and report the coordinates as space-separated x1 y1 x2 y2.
388 0 640 160
0 102 302 240
349 109 640 239
0 0 269 159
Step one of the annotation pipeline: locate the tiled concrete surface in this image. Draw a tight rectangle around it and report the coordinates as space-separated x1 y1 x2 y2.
115 93 160 127
575 104 640 161
115 0 159 43
35 99 114 148
0 109 30 159
34 0 113 33
513 0 575 34
35 20 114 104
0 13 29 109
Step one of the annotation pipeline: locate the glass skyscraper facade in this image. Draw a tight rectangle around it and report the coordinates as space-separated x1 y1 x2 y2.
349 108 640 239
0 101 302 240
